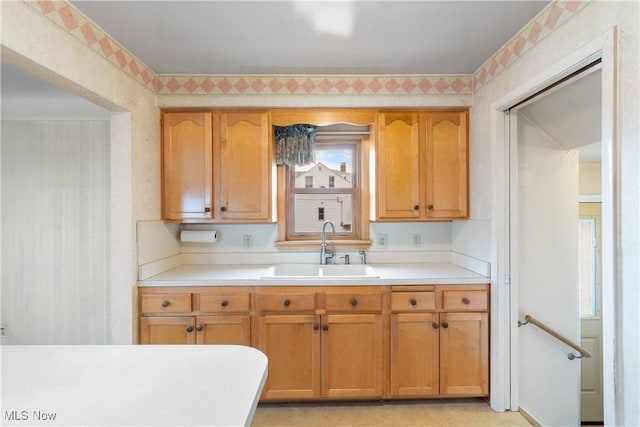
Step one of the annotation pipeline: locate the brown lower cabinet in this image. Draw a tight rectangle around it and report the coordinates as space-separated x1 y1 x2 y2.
255 287 386 401
390 286 489 398
137 284 488 401
138 287 251 346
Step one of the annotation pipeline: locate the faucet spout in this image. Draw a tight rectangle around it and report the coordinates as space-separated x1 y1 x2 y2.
320 220 336 265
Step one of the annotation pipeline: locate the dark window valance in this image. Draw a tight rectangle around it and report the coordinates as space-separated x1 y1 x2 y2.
275 124 318 166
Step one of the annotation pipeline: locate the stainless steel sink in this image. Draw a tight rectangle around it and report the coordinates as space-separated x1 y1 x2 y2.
262 264 378 279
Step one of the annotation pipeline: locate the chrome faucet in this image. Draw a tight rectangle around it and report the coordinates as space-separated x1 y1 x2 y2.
320 220 336 265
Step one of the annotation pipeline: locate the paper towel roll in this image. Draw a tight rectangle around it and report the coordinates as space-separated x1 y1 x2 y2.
180 230 218 243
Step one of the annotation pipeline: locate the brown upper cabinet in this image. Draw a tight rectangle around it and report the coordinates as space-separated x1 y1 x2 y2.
214 111 272 221
161 111 273 223
376 110 469 221
162 112 213 221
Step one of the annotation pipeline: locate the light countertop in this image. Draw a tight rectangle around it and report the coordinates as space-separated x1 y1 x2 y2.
139 262 489 286
1 345 267 427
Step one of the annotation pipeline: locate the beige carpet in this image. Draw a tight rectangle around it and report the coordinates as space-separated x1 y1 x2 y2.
251 399 532 427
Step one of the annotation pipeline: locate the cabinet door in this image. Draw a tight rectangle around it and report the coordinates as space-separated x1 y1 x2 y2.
139 316 196 344
216 112 272 221
196 315 250 345
425 111 468 218
439 312 488 396
257 314 321 400
322 314 384 399
162 112 213 221
376 112 421 220
391 313 440 397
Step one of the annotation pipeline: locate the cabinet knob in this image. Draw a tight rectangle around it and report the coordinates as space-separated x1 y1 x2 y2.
220 300 229 307
186 326 194 333
221 206 228 212
432 322 440 329
442 322 449 329
204 207 211 213
462 297 470 305
410 298 417 306
414 205 419 211
196 324 203 332
428 205 434 210
161 300 170 308
322 324 329 332
350 298 358 306
283 299 291 307
313 323 320 331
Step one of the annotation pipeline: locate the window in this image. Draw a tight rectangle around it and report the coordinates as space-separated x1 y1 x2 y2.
579 218 598 318
286 138 360 241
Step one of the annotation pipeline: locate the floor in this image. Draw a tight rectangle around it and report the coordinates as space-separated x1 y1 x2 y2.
251 399 533 427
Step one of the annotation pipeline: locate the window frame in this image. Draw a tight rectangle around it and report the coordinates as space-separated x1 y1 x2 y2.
286 137 360 241
273 113 373 250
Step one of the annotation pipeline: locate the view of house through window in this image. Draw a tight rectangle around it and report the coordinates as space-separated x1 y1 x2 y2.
289 140 358 237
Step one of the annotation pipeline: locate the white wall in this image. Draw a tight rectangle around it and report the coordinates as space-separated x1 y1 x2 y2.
516 114 580 426
471 2 639 424
579 163 601 196
1 119 110 344
1 1 159 344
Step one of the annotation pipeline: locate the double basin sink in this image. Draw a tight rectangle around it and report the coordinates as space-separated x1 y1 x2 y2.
262 263 379 279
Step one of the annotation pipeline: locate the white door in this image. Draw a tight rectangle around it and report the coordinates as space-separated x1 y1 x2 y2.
512 111 581 426
579 203 603 422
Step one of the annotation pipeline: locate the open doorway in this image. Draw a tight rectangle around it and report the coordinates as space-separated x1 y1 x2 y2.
513 66 603 425
0 60 124 344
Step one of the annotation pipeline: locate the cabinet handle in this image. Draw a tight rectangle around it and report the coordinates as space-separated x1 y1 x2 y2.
410 298 417 306
414 205 419 211
432 322 440 329
186 326 194 333
196 324 203 332
204 207 211 213
322 324 329 332
313 323 320 331
220 300 229 307
161 300 170 308
428 205 434 210
462 297 470 305
221 206 228 212
350 298 358 306
283 299 291 307
442 322 449 329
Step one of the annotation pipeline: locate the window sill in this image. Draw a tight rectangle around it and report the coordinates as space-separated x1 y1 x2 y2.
275 240 372 251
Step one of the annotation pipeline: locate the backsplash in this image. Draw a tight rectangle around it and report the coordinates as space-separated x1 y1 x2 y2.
137 220 489 279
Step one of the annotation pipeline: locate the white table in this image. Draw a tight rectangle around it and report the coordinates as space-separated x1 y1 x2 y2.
1 345 267 426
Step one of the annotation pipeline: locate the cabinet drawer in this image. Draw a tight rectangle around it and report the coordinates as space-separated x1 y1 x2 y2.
199 293 250 313
391 292 436 312
256 292 316 313
140 293 192 314
325 292 383 312
443 290 488 311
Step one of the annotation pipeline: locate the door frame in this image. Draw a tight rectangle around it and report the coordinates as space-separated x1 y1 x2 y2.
488 28 618 425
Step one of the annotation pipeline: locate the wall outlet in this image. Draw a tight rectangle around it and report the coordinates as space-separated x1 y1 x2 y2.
412 234 421 247
377 233 388 249
0 325 6 337
243 235 253 249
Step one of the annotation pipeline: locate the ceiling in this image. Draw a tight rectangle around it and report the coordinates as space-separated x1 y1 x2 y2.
70 1 549 75
520 67 601 163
